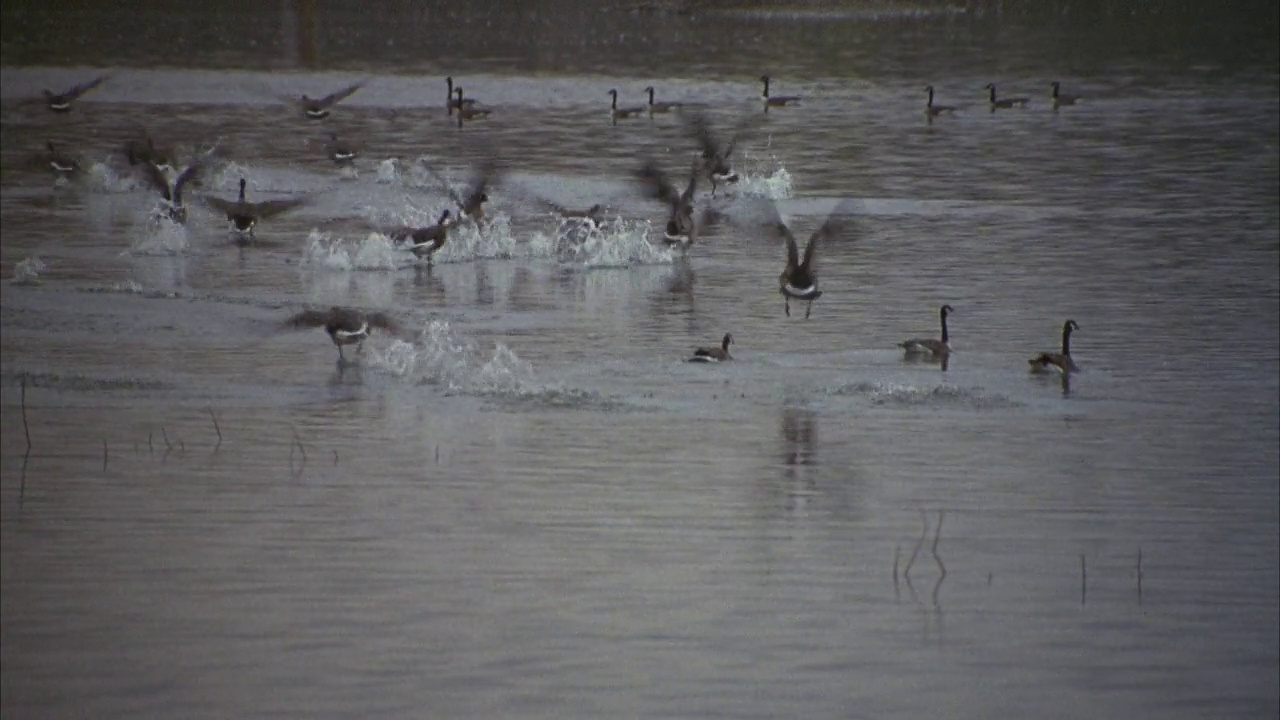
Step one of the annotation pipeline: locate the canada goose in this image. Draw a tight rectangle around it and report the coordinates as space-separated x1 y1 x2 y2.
609 89 645 123
140 158 206 223
43 141 79 177
985 83 1029 111
287 80 366 119
325 132 358 166
1050 81 1079 108
1029 319 1080 374
900 305 954 358
285 306 400 362
766 199 856 319
534 197 606 229
389 209 453 259
759 75 801 110
202 177 308 235
689 333 733 363
634 158 702 245
683 111 758 196
446 77 479 113
644 86 683 114
924 85 957 118
43 74 110 112
455 87 492 123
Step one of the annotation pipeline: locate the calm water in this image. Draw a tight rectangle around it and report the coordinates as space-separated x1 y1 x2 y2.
2 2 1278 718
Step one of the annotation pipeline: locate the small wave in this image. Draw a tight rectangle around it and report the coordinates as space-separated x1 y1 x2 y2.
11 256 46 285
7 370 170 393
824 380 1020 409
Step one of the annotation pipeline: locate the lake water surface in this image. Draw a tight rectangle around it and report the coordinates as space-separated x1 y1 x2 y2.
2 2 1278 718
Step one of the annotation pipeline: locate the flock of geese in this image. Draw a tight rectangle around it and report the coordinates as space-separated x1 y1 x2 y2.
24 71 1084 378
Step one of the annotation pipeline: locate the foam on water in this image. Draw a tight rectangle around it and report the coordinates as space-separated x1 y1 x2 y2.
11 256 46 285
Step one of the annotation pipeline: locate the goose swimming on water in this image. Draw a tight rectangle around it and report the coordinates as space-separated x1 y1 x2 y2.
985 83 1029 111
1029 319 1080 374
688 333 734 363
900 305 955 359
760 75 801 111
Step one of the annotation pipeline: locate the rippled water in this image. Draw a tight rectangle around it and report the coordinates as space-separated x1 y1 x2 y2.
2 2 1278 718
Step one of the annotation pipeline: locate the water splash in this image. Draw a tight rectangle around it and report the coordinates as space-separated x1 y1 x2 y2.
124 216 189 256
375 159 399 185
11 256 46 285
536 216 677 268
824 380 1020 409
302 230 410 271
734 164 794 200
368 320 623 409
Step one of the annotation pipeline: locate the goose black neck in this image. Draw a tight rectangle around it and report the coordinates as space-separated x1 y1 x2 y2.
237 178 246 202
940 307 949 343
722 334 732 351
1061 323 1074 355
609 91 617 110
927 87 934 106
647 87 655 104
761 76 770 97
988 85 997 102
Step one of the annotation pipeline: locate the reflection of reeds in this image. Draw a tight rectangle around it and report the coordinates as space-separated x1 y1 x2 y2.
207 406 223 450
1137 547 1144 606
20 374 32 504
901 509 947 641
1080 554 1087 605
20 373 33 452
930 510 946 608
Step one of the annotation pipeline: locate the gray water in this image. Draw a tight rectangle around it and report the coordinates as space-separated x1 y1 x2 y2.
2 2 1278 718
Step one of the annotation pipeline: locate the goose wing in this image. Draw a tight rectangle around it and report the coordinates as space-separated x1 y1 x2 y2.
802 199 860 269
365 312 400 335
635 161 682 207
286 308 335 329
202 194 243 217
250 196 309 219
315 80 366 108
60 74 110 100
